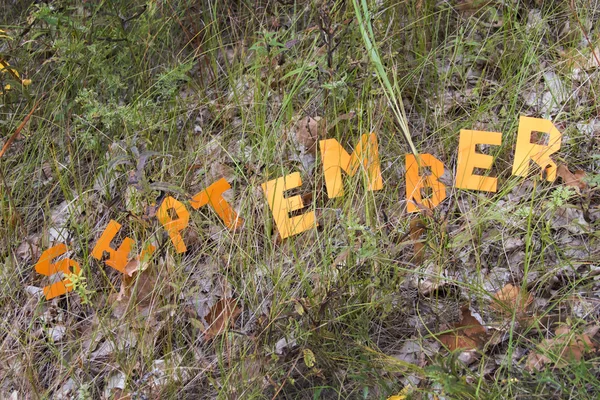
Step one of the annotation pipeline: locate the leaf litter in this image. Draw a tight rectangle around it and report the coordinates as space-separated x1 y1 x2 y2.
3 2 600 398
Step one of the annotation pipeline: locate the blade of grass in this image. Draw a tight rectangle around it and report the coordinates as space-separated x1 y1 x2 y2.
351 0 418 157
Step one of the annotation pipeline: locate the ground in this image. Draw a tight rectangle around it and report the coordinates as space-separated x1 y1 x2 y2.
0 0 599 399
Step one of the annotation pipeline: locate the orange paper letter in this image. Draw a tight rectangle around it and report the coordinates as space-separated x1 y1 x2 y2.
190 178 243 229
405 154 447 213
319 133 383 198
512 116 562 182
91 220 135 273
157 196 190 253
456 130 502 192
35 244 81 300
261 172 317 239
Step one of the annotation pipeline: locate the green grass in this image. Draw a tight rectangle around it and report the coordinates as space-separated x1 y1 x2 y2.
1 0 599 399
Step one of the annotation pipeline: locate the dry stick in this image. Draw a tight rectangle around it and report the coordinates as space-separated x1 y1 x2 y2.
0 97 42 159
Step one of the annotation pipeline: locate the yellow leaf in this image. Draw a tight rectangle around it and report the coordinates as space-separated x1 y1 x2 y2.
302 348 316 368
387 386 412 400
294 300 304 316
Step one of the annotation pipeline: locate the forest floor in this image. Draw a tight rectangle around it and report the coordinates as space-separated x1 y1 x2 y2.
1 0 600 399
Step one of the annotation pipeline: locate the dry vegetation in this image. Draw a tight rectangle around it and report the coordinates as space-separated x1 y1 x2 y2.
1 0 599 399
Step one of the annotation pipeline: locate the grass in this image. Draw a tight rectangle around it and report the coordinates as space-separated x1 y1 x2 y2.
1 0 599 398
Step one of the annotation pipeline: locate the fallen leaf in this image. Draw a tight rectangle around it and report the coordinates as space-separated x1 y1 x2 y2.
123 259 141 277
123 246 154 277
455 0 493 13
557 164 587 191
112 266 159 319
393 339 440 367
438 306 487 351
387 384 412 400
387 395 407 400
293 116 326 152
491 283 533 316
46 325 67 342
103 371 126 399
525 325 596 371
15 237 41 262
293 299 305 316
203 298 241 339
302 348 316 368
54 378 77 400
409 218 426 264
275 336 297 355
331 248 350 268
525 349 551 372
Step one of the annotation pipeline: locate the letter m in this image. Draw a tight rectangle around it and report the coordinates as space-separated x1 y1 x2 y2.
319 133 383 198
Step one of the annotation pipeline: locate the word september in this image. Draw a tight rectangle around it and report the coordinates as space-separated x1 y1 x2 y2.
34 116 561 300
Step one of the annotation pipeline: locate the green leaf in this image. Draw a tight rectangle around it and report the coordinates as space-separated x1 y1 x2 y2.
303 348 316 368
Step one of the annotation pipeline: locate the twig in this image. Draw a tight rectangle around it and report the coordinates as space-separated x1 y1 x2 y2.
0 97 43 159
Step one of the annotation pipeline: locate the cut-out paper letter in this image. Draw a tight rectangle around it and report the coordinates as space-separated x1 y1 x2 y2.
456 130 502 192
35 243 81 300
261 172 317 239
157 196 190 253
512 116 562 182
405 154 447 213
319 133 383 198
91 220 135 273
190 178 243 230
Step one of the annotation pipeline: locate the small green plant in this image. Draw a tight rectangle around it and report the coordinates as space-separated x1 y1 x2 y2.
549 186 576 210
65 269 94 305
76 383 92 400
345 215 378 259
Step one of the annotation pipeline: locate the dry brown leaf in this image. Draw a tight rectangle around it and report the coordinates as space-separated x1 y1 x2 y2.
111 389 131 400
124 259 141 277
525 326 596 371
15 237 41 262
203 298 241 340
455 0 493 13
294 116 326 152
122 249 153 277
557 164 587 191
525 350 552 372
332 248 350 268
438 306 487 351
409 218 426 264
111 268 157 319
491 284 533 316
